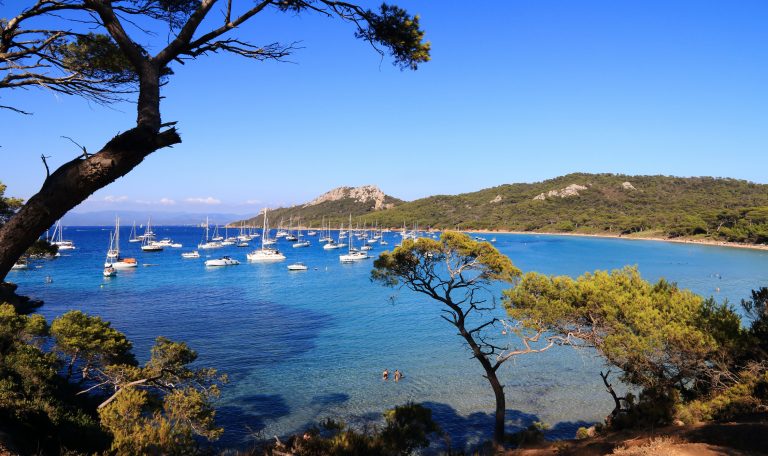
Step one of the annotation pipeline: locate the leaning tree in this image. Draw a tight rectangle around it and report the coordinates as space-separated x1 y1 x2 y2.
372 232 573 449
0 0 430 281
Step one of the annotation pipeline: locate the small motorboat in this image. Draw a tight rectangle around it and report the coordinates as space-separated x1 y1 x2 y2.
204 256 240 267
287 262 308 271
103 264 117 277
181 251 200 258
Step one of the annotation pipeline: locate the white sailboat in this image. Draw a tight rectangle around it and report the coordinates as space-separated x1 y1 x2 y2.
323 221 344 250
340 216 369 263
107 217 138 268
198 216 223 249
292 217 310 248
211 224 224 241
51 220 76 250
247 208 286 261
141 218 163 251
318 217 332 243
103 232 117 277
128 221 141 242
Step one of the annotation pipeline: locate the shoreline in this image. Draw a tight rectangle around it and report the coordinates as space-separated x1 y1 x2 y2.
462 229 768 252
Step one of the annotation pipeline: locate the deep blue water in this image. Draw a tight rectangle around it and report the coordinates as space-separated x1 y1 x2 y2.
8 226 768 449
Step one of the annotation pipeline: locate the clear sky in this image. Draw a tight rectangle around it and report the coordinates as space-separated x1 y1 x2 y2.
2 0 767 215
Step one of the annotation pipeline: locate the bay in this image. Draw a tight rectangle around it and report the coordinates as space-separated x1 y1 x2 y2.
8 226 768 449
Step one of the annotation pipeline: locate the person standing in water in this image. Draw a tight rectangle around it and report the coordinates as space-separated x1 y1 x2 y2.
394 369 402 382
382 369 389 380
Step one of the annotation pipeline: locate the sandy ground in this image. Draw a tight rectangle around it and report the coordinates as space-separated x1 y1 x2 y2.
506 421 768 456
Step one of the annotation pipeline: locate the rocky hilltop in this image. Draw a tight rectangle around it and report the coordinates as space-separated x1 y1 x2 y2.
305 185 395 211
231 185 402 227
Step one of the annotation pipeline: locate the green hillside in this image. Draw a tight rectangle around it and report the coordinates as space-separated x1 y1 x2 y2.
363 173 768 244
232 174 768 245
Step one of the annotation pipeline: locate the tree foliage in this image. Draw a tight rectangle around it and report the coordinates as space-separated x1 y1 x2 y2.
51 310 136 381
96 336 226 454
504 267 741 394
0 183 22 226
0 304 224 454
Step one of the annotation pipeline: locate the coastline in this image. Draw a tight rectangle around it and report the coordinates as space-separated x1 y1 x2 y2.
463 229 768 252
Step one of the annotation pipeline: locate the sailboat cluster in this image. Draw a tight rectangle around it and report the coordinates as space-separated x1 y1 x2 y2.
11 213 441 275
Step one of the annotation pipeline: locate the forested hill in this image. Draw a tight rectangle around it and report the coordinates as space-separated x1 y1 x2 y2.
232 174 768 244
366 173 768 244
231 185 403 228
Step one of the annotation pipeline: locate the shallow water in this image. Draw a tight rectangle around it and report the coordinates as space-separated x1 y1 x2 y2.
9 227 768 449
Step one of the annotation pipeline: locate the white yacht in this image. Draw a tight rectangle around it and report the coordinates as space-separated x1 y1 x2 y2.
340 215 370 263
11 262 28 270
51 220 76 250
140 219 163 251
205 256 240 267
128 221 141 242
247 208 286 262
103 232 117 277
108 217 138 268
181 251 200 258
287 262 308 271
198 217 223 249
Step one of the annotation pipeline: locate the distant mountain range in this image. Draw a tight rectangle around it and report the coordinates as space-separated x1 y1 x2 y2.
231 174 768 245
61 211 244 226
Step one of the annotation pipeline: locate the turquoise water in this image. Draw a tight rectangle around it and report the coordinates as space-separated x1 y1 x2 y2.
8 227 768 449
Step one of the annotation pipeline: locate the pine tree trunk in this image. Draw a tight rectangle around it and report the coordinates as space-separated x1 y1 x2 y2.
0 127 180 281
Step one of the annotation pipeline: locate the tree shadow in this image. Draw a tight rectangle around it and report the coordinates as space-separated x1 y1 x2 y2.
420 401 597 454
309 392 350 407
215 394 291 447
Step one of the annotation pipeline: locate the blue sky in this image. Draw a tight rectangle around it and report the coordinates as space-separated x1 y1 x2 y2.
2 0 767 215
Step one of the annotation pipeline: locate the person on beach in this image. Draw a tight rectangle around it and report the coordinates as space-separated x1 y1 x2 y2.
382 369 389 380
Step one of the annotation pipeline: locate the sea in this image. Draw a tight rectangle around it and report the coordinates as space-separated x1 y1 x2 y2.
8 226 768 450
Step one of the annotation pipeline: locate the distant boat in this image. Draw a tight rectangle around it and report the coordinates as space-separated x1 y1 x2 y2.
204 256 239 267
247 208 286 262
141 219 163 252
128 221 141 242
340 215 370 263
11 261 28 270
198 217 223 249
285 217 298 242
51 220 76 250
287 262 308 271
103 232 117 277
211 224 224 241
108 217 138 268
181 251 200 258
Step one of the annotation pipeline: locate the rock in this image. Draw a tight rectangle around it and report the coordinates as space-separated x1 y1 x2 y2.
622 181 636 190
490 194 502 203
304 185 392 210
533 184 588 200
